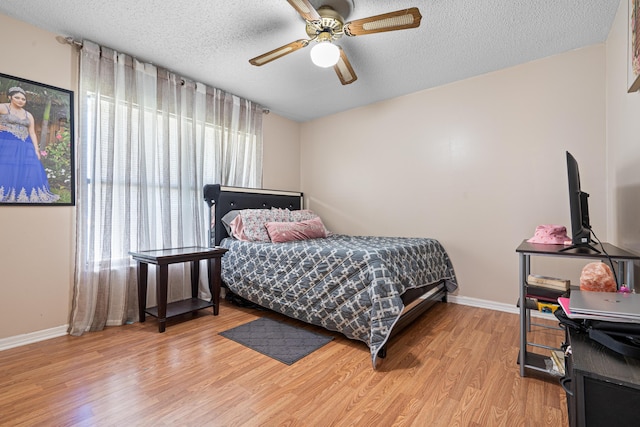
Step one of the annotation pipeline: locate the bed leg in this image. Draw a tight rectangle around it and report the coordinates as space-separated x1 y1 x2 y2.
377 345 387 359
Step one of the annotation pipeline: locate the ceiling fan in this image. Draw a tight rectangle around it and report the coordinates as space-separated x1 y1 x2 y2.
249 0 423 85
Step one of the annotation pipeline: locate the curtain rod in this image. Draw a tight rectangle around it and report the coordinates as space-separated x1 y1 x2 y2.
56 35 83 48
55 35 270 114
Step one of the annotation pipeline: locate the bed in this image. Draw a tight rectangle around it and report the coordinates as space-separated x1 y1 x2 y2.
203 184 458 367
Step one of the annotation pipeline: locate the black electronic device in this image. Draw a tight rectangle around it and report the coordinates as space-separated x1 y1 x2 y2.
561 151 600 253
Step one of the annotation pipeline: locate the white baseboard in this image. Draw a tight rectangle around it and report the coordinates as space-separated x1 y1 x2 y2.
0 325 69 351
0 295 554 352
448 294 557 321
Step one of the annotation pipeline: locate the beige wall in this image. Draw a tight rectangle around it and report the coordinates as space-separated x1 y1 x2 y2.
606 0 640 258
0 14 77 340
262 112 301 192
300 45 608 305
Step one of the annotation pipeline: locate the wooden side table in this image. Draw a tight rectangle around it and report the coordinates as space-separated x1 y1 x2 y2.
129 246 228 332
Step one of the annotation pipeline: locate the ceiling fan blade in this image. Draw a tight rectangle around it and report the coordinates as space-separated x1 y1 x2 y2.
343 7 422 36
286 0 321 22
249 40 310 66
334 47 357 85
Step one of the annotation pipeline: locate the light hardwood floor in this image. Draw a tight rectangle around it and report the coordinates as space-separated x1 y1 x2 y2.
0 301 567 426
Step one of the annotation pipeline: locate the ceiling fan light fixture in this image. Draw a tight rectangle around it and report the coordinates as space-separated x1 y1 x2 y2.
310 41 340 68
250 2 422 85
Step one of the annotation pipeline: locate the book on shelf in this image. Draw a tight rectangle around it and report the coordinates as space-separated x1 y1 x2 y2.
537 301 559 314
526 284 567 302
516 297 540 310
517 297 560 313
550 350 565 376
527 274 570 291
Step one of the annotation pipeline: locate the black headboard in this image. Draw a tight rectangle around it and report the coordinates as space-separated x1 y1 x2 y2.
203 184 303 246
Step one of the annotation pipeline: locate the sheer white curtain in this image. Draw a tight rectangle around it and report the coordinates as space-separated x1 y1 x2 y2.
70 41 263 335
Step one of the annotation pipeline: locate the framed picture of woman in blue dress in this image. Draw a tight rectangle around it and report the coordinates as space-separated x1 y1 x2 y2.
0 73 74 205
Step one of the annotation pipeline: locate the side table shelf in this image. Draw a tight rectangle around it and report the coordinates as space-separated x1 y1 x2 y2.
145 297 214 319
515 240 639 378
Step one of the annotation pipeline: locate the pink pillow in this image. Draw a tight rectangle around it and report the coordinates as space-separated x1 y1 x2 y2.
265 217 328 243
229 215 249 241
290 209 332 236
229 208 290 242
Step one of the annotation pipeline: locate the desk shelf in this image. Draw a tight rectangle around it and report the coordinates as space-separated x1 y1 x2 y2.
516 240 639 378
518 350 563 377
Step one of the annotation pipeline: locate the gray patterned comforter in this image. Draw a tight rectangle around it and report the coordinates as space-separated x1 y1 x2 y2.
220 235 458 366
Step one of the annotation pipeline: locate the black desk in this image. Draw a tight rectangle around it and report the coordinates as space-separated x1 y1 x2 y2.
564 329 640 426
130 246 228 332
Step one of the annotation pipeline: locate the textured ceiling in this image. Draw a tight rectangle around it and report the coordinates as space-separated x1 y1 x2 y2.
0 0 621 122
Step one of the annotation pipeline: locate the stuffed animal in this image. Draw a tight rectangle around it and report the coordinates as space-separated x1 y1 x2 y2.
579 262 616 292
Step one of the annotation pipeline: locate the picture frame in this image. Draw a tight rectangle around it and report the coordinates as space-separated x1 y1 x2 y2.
628 0 640 93
0 72 75 205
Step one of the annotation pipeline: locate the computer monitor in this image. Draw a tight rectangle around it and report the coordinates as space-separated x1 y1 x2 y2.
561 151 599 253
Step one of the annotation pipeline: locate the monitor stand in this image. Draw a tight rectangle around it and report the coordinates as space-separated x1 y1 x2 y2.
559 243 601 254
